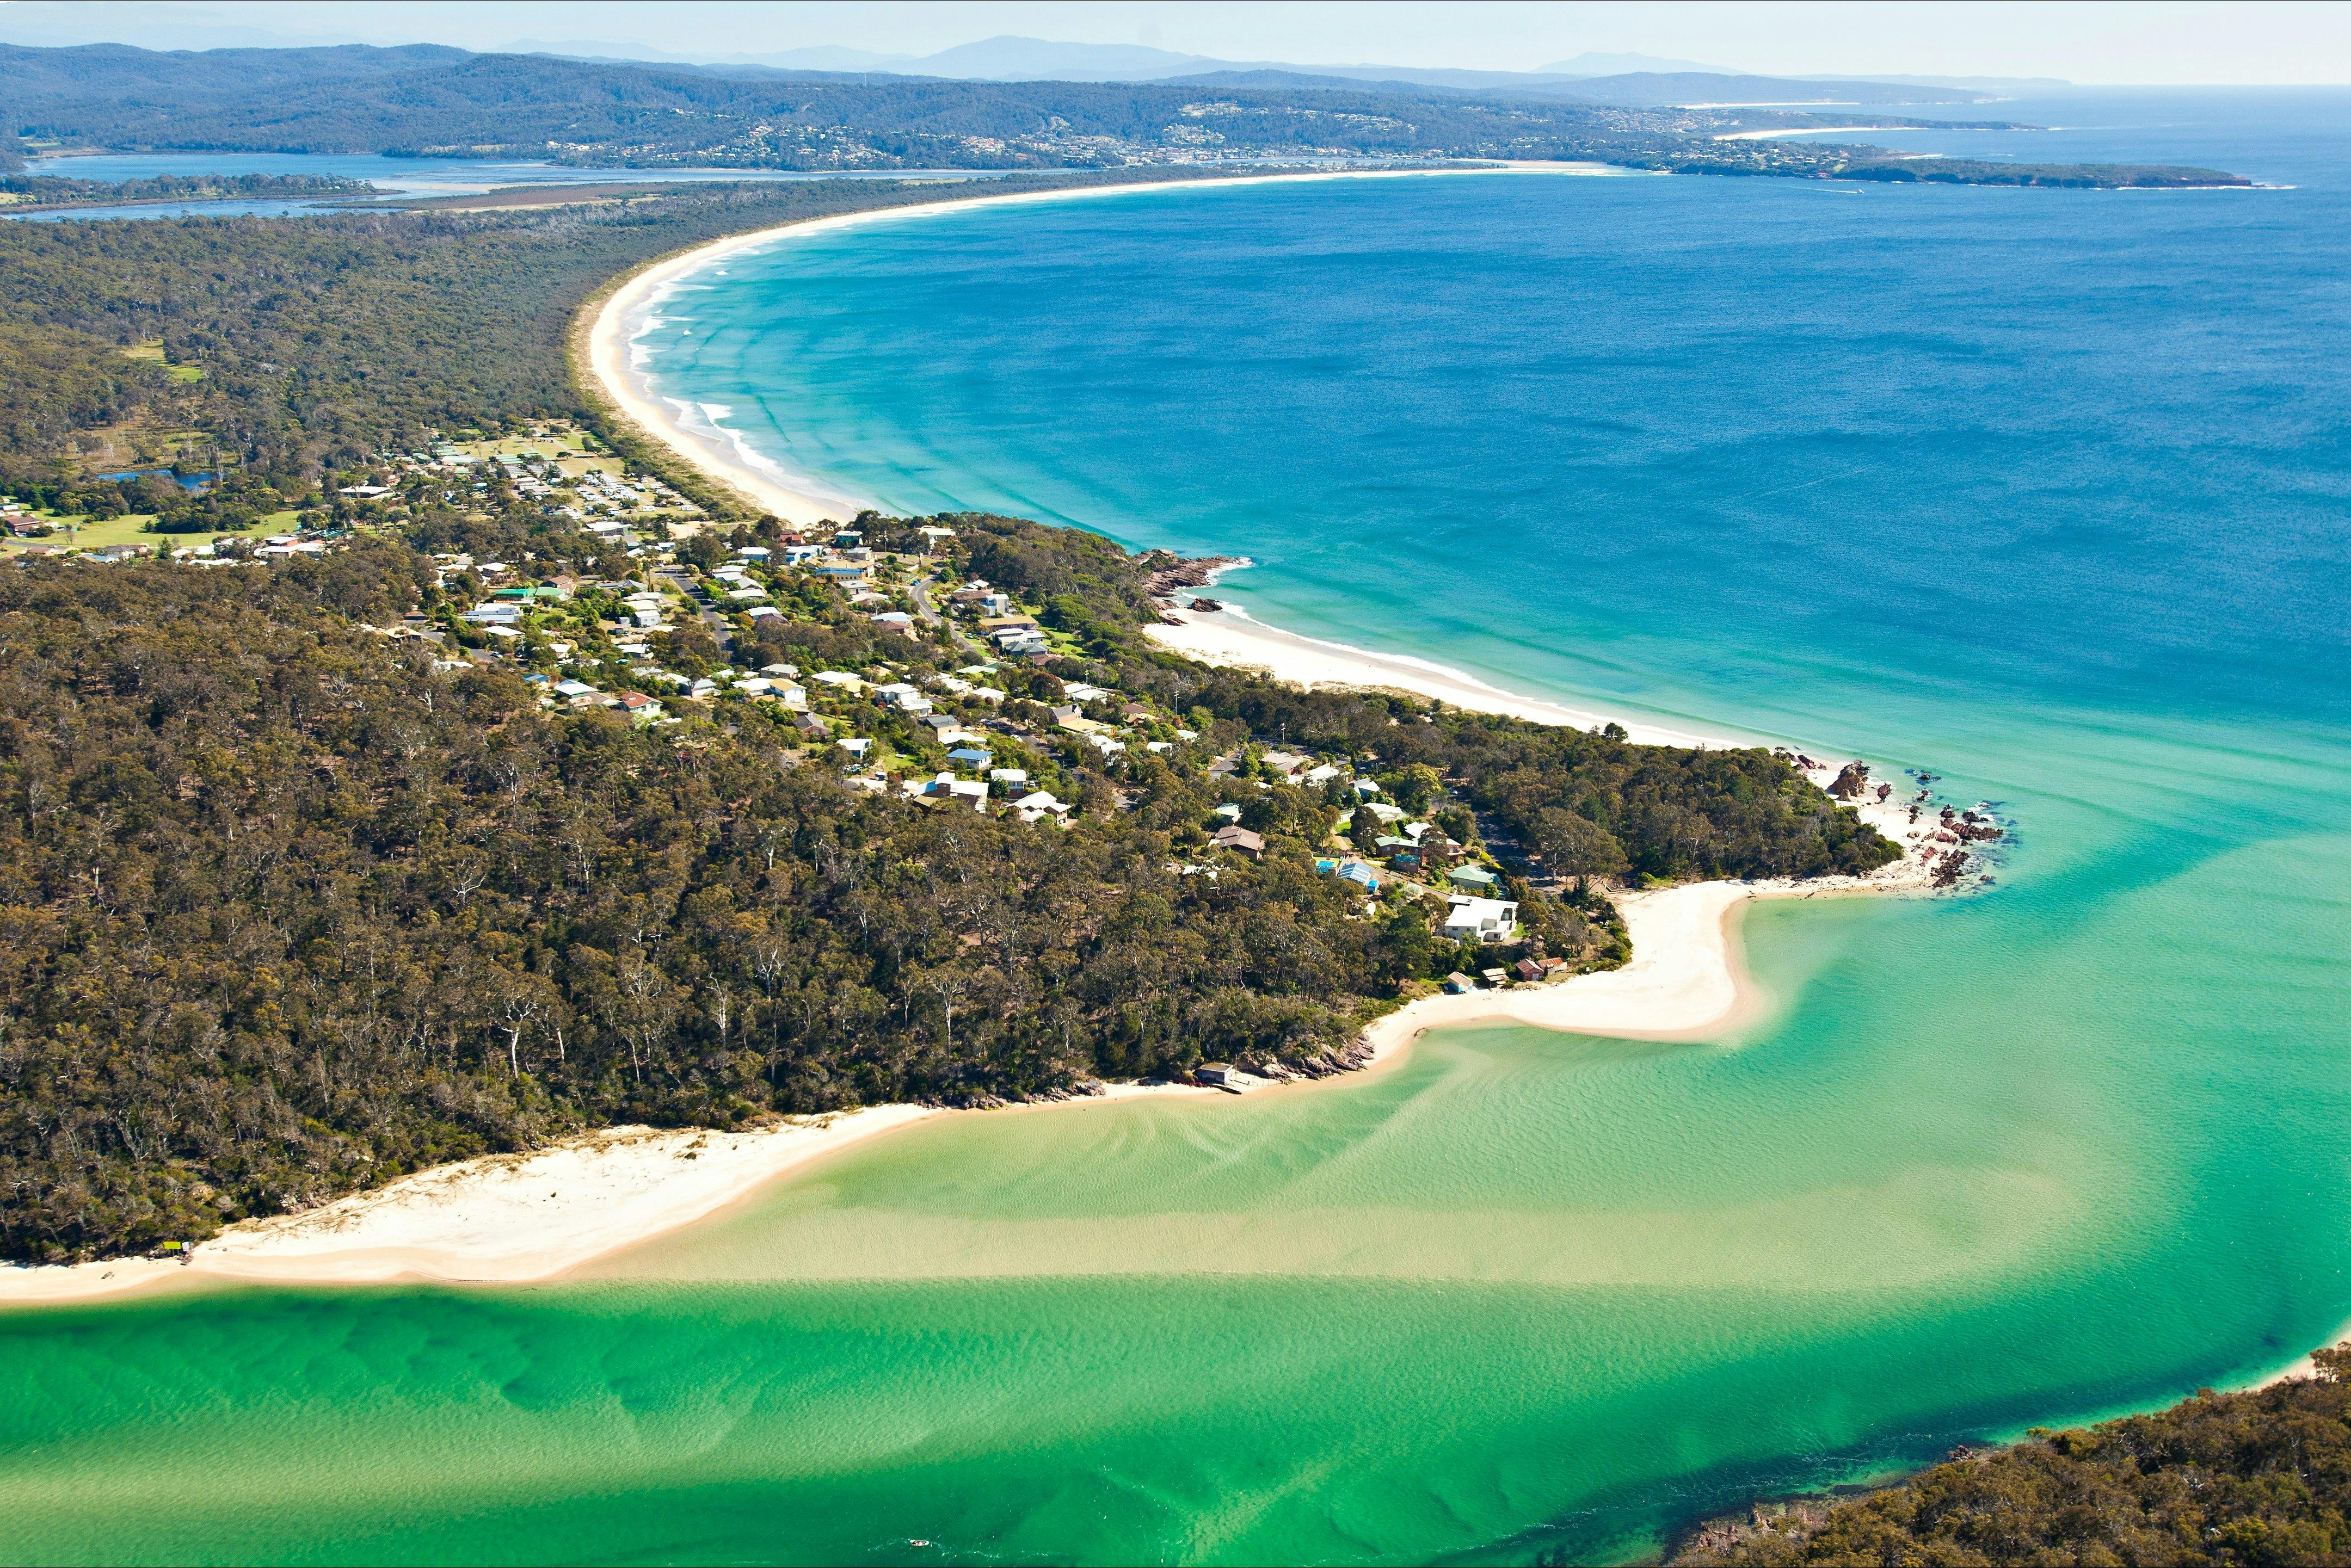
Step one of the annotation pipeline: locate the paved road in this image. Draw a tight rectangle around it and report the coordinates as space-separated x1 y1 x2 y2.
657 565 734 656
909 571 986 659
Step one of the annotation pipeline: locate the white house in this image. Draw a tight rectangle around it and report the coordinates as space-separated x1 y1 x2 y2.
874 682 933 712
1442 896 1520 944
920 773 989 811
1012 789 1072 823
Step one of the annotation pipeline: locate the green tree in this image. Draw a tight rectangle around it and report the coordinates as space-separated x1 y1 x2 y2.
1531 808 1629 891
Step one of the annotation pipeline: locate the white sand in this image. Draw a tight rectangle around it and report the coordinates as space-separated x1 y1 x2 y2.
585 163 1645 526
1147 602 1738 749
0 161 1946 1310
0 1107 936 1306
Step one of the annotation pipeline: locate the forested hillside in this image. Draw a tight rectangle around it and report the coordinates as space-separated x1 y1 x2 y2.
0 169 1195 490
1673 1349 2351 1565
0 42 2247 187
0 169 1897 1265
0 523 1890 1263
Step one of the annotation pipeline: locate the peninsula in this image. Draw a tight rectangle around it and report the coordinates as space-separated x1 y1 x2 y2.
0 162 1992 1292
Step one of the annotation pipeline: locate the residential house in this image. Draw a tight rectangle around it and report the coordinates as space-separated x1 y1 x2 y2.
919 773 989 812
1012 790 1073 824
1448 864 1501 892
1209 824 1265 857
617 691 663 722
1442 896 1519 943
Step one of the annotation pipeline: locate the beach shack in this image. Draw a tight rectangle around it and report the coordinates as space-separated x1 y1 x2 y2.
1196 1062 1240 1089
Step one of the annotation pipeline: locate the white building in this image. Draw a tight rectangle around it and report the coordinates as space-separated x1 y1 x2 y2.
1441 896 1520 944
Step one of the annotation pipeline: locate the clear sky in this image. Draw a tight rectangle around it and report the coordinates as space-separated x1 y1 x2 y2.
2 0 2346 84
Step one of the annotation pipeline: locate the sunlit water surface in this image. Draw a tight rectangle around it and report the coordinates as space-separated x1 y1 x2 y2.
6 90 2351 1565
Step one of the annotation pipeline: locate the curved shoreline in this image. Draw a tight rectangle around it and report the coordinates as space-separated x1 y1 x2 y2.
583 162 1651 526
0 880 1835 1308
0 167 1937 1311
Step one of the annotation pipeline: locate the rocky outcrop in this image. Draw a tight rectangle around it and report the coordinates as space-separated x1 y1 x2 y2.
1139 551 1242 600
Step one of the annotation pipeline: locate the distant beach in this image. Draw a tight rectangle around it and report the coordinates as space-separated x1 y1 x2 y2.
584 163 1650 527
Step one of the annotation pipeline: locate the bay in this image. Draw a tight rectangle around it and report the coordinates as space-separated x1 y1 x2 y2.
8 90 2351 1565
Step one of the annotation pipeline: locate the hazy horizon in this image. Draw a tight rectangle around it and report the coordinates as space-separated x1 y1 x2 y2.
1 0 2347 87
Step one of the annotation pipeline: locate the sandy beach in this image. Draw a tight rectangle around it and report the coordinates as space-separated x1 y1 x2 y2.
1146 600 1739 749
0 161 1945 1312
584 163 1645 526
0 1106 938 1306
0 869 1924 1310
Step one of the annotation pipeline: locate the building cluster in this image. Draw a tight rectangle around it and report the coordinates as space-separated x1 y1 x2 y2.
14 428 1552 974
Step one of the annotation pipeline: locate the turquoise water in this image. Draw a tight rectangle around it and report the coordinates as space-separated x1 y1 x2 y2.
7 92 2351 1565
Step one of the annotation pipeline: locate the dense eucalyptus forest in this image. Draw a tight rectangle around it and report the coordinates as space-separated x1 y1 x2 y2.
0 177 1902 1263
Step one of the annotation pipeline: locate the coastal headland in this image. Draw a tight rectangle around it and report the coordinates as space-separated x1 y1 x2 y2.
2 176 1957 1308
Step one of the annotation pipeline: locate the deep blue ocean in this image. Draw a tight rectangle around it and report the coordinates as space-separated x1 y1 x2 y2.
10 92 2351 1566
639 90 2351 751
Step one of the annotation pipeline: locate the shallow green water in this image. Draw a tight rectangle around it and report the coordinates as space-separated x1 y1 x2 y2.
10 94 2351 1564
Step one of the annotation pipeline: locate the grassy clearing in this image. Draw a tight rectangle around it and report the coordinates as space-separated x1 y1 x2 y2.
1 508 297 554
121 342 206 382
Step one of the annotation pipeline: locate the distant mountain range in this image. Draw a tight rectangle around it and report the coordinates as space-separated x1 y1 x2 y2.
0 14 2042 104
510 36 2004 104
